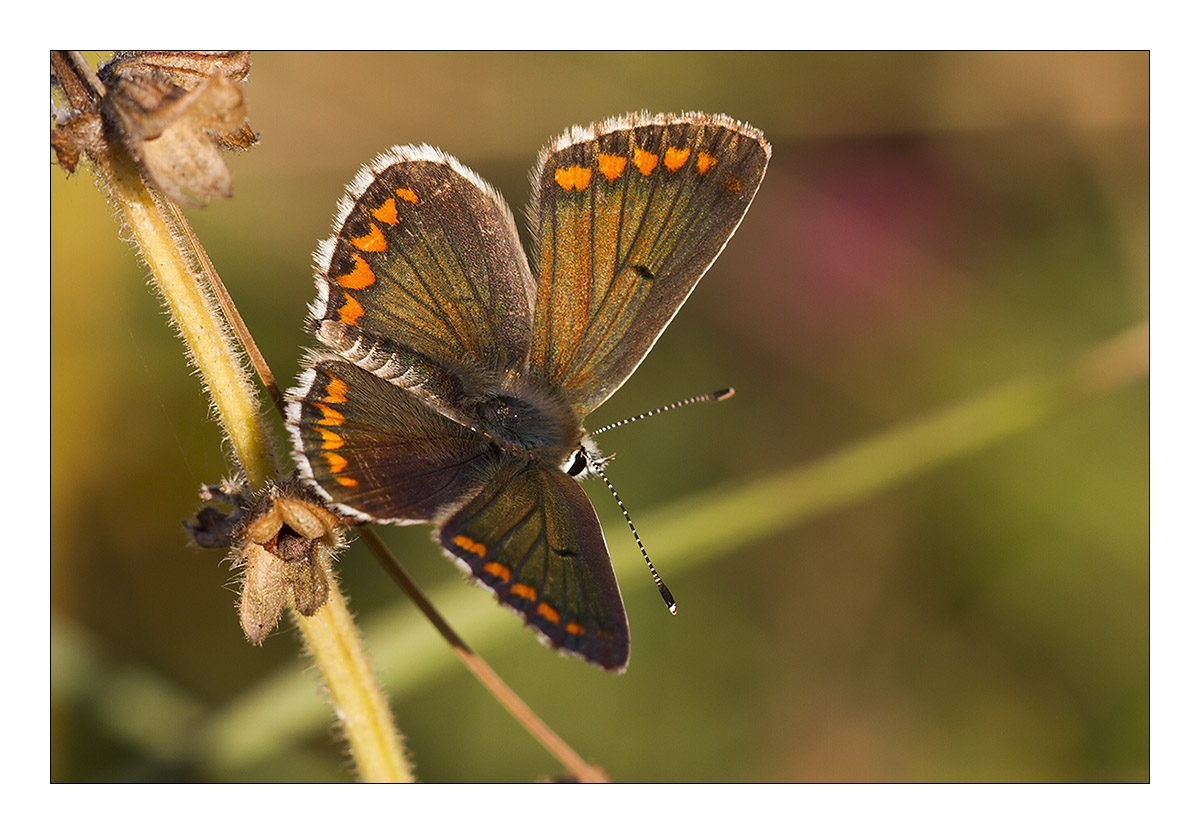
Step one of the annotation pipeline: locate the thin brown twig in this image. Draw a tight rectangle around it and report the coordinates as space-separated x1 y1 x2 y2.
358 527 609 783
52 51 102 102
164 200 285 413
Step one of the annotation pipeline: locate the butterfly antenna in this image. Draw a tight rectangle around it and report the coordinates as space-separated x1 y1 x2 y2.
589 388 735 436
591 463 677 614
584 387 734 613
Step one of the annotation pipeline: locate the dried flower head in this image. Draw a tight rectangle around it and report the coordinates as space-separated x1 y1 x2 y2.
91 51 258 206
50 102 103 173
188 478 346 644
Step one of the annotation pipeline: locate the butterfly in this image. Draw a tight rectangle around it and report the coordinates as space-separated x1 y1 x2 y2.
286 112 769 671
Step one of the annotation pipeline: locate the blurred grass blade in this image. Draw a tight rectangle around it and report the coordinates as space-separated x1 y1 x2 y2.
51 323 1146 772
192 321 1146 768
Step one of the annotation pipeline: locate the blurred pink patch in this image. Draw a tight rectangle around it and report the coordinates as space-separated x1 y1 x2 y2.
714 142 982 365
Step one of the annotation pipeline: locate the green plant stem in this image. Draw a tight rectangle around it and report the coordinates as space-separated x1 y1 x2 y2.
96 144 275 488
643 321 1149 566
86 120 411 782
290 572 412 782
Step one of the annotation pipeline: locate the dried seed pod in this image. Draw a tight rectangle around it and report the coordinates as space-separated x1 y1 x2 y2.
96 51 258 206
188 477 346 644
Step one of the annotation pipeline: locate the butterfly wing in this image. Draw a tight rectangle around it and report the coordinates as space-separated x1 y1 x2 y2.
293 145 540 522
288 358 494 524
312 145 536 382
289 116 768 669
439 459 630 671
528 112 770 415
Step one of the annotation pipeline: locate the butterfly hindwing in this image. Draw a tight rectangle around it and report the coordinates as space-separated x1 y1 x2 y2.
288 358 493 524
440 459 630 671
528 113 770 415
313 145 536 378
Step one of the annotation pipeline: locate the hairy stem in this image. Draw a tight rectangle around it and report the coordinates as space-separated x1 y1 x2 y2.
56 50 411 782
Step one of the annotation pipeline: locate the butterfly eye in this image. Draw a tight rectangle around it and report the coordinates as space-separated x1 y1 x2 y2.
566 448 589 477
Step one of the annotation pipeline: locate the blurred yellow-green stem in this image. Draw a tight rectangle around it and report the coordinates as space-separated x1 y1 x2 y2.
290 578 412 782
85 124 412 783
93 145 274 488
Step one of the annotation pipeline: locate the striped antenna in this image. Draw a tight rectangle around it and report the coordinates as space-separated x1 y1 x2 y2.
588 456 677 614
584 387 735 614
589 388 734 436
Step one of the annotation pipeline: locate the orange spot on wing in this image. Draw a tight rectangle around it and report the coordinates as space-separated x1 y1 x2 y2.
335 254 376 289
554 165 592 191
314 401 344 425
566 621 585 636
664 146 690 172
452 535 488 558
536 602 560 624
633 147 658 175
337 293 364 326
326 451 357 487
723 175 742 193
372 198 398 225
317 428 344 449
480 559 510 579
323 376 348 403
395 187 418 204
597 153 627 182
696 151 717 175
350 223 387 252
510 583 536 601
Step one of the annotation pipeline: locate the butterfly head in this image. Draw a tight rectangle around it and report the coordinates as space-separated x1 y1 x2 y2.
564 436 612 479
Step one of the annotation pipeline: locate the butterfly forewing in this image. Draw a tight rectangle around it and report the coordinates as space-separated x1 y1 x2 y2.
314 147 536 378
440 460 630 670
529 113 770 415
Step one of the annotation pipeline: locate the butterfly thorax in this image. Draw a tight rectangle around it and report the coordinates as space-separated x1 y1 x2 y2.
465 376 585 470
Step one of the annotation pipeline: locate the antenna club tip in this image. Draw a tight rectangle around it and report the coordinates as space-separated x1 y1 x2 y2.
713 387 735 401
659 585 677 614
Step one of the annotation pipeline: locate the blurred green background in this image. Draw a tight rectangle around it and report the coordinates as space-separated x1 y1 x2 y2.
50 52 1148 783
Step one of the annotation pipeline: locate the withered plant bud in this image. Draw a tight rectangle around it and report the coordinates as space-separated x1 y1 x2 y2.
96 51 257 206
234 483 345 644
50 105 104 173
188 478 346 644
104 51 252 88
184 480 246 548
